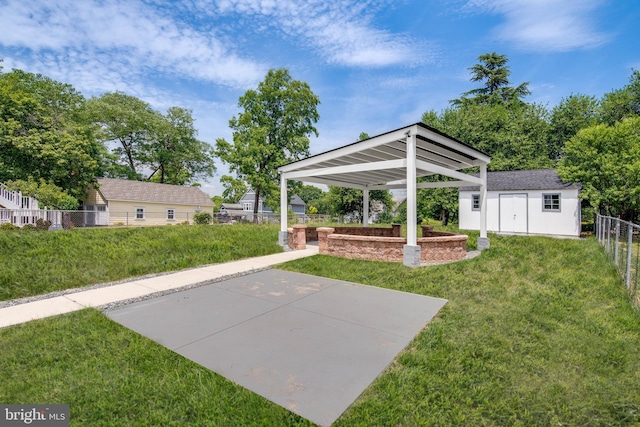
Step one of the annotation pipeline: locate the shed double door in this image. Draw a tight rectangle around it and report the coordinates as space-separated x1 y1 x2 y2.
499 193 528 233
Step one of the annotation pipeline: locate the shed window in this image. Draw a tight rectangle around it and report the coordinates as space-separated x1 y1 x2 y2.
135 207 145 220
166 209 175 220
243 202 252 211
472 194 480 211
543 194 560 211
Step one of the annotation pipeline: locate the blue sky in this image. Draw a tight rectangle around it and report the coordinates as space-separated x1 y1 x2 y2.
1 0 638 196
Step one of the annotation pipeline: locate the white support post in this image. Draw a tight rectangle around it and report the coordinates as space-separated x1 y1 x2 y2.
363 187 369 227
404 129 420 267
279 174 288 247
406 132 417 246
478 163 490 250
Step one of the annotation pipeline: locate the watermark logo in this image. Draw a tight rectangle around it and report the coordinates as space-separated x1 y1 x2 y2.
1 405 69 426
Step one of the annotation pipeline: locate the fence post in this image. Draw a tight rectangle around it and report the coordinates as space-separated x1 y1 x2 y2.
627 222 633 289
606 217 611 254
614 219 620 264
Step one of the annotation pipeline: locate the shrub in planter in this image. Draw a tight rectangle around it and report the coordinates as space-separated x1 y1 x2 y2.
36 218 52 231
193 212 212 225
0 223 20 230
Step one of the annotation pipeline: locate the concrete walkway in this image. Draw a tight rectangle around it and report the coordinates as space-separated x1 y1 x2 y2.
0 247 319 329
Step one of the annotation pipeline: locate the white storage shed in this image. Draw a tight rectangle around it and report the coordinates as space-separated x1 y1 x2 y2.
459 169 581 237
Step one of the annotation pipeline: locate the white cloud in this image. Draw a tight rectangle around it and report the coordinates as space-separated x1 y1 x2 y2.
464 0 611 51
200 0 429 67
0 0 267 91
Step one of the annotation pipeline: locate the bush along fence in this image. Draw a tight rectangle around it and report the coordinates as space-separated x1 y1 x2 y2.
597 214 639 310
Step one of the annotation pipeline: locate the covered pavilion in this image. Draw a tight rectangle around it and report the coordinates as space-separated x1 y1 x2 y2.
277 123 491 267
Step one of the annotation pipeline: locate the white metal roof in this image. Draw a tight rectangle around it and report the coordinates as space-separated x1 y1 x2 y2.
278 123 490 189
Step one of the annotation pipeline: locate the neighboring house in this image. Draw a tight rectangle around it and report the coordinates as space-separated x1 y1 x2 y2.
0 183 45 227
238 189 306 222
84 178 214 226
459 169 581 237
218 203 247 222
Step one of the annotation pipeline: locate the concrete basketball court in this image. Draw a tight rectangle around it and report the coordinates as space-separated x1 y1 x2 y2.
107 269 447 426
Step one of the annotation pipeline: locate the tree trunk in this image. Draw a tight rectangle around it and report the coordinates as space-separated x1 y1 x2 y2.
253 189 260 224
441 208 450 226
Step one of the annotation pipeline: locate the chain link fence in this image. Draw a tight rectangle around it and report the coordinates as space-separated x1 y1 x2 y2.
597 215 639 309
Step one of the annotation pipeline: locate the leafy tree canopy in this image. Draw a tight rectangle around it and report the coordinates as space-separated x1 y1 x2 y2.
220 175 248 203
6 178 79 210
0 67 104 199
85 92 215 185
452 52 530 106
215 68 320 220
296 184 325 206
423 102 553 171
599 69 640 125
559 116 640 220
549 94 600 160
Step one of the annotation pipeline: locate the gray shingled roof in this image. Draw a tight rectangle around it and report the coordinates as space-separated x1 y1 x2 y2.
290 194 306 206
459 169 581 192
96 178 214 206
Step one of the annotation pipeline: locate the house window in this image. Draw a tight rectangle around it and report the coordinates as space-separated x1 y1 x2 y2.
543 194 560 211
472 194 480 211
135 207 145 220
243 202 252 211
166 209 175 220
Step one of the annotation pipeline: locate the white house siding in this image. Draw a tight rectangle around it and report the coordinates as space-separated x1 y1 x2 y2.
459 188 581 237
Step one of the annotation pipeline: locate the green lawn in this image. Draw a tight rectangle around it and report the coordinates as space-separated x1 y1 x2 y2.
0 224 282 301
1 228 639 426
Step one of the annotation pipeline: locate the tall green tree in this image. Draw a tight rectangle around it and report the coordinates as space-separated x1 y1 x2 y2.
85 92 215 184
215 68 320 221
84 92 158 180
559 117 640 220
423 102 552 171
599 69 640 125
452 52 530 106
0 68 104 199
148 107 216 185
549 94 600 160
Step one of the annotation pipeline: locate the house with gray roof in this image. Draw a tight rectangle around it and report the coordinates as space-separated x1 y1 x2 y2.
459 169 581 237
84 178 214 226
238 189 306 222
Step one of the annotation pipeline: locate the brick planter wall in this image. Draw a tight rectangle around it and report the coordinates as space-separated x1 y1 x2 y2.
306 224 400 241
316 227 467 263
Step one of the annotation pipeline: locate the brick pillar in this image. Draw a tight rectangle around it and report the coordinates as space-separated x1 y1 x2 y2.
316 227 335 254
292 224 307 250
421 225 434 237
392 223 401 237
287 227 294 249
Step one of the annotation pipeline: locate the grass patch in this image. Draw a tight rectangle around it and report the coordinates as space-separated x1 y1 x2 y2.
0 309 312 426
279 235 640 426
0 224 282 301
1 231 639 425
